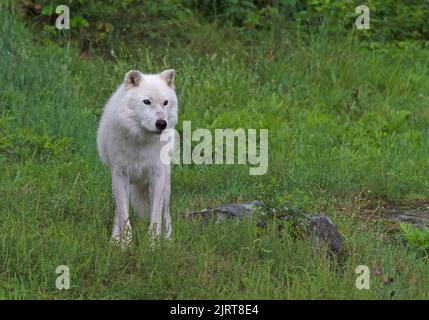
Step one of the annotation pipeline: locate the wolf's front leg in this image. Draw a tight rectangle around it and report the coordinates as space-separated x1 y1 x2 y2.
111 170 132 245
148 173 167 238
163 174 172 240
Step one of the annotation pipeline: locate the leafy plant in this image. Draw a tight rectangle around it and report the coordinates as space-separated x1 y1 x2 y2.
255 179 307 238
400 224 429 254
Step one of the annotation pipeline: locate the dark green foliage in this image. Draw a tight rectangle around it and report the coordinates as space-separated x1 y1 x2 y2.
16 1 429 57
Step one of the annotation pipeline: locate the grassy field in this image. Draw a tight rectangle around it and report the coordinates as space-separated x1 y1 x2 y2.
1 7 429 299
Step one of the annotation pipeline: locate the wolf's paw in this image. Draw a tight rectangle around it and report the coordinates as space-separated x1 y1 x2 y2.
110 233 132 249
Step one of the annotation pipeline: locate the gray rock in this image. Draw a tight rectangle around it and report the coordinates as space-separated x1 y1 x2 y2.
307 215 343 255
181 200 342 255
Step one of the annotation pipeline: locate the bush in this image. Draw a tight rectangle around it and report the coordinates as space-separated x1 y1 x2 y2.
15 1 429 58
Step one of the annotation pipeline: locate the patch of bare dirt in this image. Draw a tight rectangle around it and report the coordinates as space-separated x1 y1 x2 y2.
361 199 429 228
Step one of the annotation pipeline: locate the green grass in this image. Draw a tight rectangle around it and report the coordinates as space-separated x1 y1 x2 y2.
1 7 429 299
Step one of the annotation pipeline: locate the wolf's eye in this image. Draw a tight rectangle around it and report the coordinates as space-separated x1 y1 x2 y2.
143 99 151 105
163 100 168 106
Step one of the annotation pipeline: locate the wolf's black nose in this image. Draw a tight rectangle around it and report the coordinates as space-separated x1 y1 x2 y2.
155 119 167 130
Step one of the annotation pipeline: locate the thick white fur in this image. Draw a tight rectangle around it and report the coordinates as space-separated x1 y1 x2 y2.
97 69 178 244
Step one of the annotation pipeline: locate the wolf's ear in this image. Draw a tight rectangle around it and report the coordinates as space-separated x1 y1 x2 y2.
124 70 142 87
160 69 175 88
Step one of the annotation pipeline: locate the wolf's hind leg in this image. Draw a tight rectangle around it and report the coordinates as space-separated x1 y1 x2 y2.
130 184 149 219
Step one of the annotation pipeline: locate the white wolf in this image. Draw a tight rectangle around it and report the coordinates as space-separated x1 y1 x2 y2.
97 69 178 244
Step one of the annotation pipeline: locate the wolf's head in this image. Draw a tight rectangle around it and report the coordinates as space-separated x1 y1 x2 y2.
121 69 178 135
